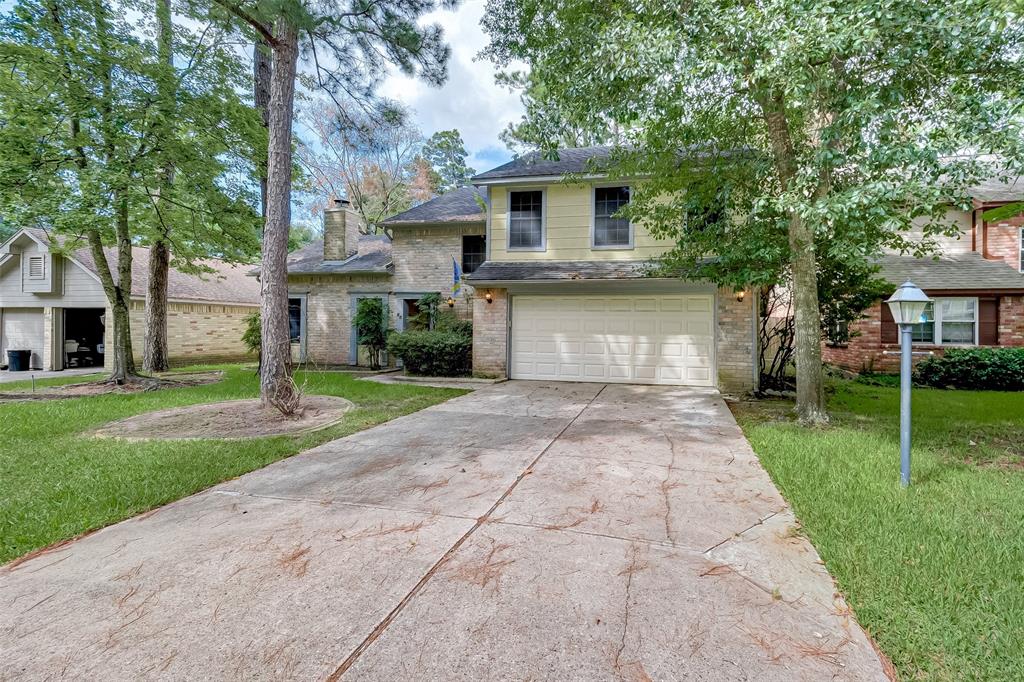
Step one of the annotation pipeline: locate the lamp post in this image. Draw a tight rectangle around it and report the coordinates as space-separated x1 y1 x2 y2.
885 281 931 488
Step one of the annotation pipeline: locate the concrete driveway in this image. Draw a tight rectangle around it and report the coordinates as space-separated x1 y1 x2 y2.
0 382 888 681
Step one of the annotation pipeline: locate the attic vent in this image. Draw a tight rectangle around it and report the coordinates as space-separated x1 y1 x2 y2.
28 255 45 279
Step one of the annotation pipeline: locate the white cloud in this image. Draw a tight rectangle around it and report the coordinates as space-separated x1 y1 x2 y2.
378 0 523 173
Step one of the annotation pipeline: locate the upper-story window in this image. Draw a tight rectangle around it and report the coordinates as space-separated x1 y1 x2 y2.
508 190 544 250
592 186 632 248
911 298 977 345
462 235 486 274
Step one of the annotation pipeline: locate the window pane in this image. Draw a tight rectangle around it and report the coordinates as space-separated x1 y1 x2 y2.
288 298 302 342
911 303 934 343
940 298 975 321
941 322 975 344
462 235 486 274
509 191 542 248
594 186 631 247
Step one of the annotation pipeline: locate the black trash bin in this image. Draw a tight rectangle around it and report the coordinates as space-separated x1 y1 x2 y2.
7 350 31 372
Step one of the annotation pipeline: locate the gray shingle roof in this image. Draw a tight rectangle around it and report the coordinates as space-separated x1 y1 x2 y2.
286 235 392 275
467 260 663 282
970 176 1024 203
877 253 1024 291
24 227 261 305
472 147 613 182
380 186 486 225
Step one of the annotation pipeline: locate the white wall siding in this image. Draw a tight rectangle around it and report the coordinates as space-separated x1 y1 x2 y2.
0 249 107 308
1 308 44 368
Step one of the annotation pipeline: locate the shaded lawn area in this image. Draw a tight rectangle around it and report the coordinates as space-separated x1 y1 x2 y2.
0 365 465 564
732 381 1024 681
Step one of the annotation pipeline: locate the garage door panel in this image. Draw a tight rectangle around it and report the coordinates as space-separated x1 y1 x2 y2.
512 295 716 386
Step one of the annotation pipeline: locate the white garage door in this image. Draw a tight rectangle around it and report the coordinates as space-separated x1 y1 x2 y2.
511 294 716 386
2 308 44 369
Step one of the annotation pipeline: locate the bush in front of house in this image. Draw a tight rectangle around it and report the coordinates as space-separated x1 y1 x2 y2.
387 328 472 376
914 347 1024 391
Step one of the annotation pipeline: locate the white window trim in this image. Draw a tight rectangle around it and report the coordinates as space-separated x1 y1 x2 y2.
912 296 979 346
27 255 45 279
590 184 634 250
1018 226 1023 273
506 188 546 252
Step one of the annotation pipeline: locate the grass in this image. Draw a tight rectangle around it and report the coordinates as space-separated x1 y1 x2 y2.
0 365 465 565
732 381 1024 681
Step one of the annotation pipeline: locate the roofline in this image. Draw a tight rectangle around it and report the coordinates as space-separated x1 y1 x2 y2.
382 218 486 227
3 228 104 285
472 173 614 186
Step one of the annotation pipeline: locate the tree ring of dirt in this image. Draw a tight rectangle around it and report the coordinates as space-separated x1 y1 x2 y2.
92 395 354 441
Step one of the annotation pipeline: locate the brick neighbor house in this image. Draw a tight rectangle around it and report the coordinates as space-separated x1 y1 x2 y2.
822 178 1024 373
0 227 260 372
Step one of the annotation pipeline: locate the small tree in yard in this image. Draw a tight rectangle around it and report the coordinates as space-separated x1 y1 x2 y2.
483 0 1024 423
354 298 388 370
242 311 261 373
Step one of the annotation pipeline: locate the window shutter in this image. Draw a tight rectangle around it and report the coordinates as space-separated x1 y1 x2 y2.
979 298 999 345
880 302 897 344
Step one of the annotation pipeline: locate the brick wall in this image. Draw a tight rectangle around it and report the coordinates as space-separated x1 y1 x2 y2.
472 287 508 378
323 205 361 261
104 300 259 370
290 274 390 366
983 218 1022 270
717 287 758 395
823 296 1024 373
391 223 484 320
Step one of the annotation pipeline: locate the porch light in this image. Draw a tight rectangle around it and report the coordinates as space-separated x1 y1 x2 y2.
485 292 493 304
885 281 930 325
884 281 931 488
446 297 455 308
735 289 746 303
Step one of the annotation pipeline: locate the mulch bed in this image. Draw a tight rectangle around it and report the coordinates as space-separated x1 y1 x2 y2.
0 371 223 401
91 394 353 440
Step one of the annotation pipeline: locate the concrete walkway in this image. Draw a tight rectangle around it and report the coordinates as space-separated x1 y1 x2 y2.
0 382 889 680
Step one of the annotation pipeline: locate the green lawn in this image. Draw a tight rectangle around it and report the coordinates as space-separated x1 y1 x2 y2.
0 365 465 564
732 381 1024 681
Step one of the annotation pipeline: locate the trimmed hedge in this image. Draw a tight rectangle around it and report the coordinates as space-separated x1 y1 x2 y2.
914 347 1024 391
387 329 472 377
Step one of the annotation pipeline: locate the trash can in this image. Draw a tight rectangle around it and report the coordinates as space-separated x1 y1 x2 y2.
7 350 31 372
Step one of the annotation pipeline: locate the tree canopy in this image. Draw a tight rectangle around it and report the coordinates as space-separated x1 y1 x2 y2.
422 129 475 192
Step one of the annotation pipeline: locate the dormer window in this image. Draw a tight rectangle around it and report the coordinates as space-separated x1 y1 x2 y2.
592 186 633 248
28 255 45 279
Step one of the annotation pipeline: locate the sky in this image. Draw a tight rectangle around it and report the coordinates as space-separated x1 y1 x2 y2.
377 0 523 175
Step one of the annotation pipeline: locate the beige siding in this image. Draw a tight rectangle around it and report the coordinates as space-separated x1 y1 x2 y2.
488 184 675 262
893 208 974 255
0 248 107 308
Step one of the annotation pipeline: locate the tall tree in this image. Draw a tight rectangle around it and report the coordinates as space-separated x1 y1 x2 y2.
423 129 475 192
210 0 454 410
298 99 424 231
483 0 1024 423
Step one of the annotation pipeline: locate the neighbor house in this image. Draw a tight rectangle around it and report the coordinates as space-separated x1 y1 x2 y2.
823 178 1024 372
285 190 486 365
0 228 260 372
465 147 758 394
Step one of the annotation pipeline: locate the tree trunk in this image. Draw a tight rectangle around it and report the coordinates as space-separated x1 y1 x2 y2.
86 194 135 384
759 93 828 424
143 240 170 372
253 33 272 219
143 0 173 373
259 20 299 410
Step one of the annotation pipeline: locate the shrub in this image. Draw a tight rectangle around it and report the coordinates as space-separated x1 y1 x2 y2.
387 329 472 376
354 298 389 370
914 347 1024 391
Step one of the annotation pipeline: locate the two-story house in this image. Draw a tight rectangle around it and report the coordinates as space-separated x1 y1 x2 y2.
823 177 1024 372
465 147 757 394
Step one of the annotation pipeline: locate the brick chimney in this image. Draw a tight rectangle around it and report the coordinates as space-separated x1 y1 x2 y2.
323 198 360 261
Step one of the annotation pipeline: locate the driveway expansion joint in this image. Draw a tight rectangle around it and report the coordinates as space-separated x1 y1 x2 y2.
325 384 609 680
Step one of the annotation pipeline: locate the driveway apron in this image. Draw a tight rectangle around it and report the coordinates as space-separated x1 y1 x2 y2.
0 381 889 681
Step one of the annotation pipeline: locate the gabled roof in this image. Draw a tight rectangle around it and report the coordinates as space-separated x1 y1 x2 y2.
380 186 486 226
877 253 1024 291
12 228 260 305
472 147 613 182
286 234 392 275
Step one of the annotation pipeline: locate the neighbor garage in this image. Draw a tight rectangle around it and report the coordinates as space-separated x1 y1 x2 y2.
510 294 716 386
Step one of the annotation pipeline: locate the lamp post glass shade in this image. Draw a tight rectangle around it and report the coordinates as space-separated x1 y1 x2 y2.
886 281 931 325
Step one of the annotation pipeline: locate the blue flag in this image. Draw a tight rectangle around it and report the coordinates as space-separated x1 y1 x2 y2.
452 257 462 297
